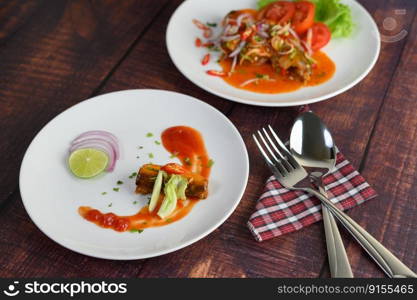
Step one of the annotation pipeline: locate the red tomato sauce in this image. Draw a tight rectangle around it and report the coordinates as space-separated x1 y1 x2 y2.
219 51 335 94
161 126 211 179
78 126 210 232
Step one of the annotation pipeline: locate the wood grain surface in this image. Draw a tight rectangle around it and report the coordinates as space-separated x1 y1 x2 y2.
0 0 415 278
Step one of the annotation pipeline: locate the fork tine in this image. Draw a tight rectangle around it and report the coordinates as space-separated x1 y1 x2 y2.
262 127 294 171
253 134 285 178
252 134 273 165
267 125 301 168
257 130 280 163
257 130 288 176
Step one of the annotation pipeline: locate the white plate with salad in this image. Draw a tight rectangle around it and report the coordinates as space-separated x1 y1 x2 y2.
19 89 249 260
166 0 380 106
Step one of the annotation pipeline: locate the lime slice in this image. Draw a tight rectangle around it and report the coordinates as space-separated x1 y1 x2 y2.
68 148 108 178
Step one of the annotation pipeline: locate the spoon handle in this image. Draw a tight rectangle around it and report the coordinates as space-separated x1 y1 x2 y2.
308 188 417 278
320 185 353 278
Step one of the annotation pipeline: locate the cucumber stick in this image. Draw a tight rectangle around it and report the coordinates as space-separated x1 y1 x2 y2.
148 170 164 212
176 177 188 200
158 175 187 219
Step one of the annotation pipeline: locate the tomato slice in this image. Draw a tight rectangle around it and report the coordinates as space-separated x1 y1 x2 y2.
310 22 331 51
257 1 295 24
292 1 315 35
161 163 187 175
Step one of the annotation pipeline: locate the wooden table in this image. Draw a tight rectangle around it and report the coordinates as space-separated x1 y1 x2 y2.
0 0 416 278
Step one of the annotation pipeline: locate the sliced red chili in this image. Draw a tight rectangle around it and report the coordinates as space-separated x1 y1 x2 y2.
206 70 227 77
195 38 202 47
192 19 208 30
203 28 213 39
202 42 214 48
201 53 210 65
241 27 252 41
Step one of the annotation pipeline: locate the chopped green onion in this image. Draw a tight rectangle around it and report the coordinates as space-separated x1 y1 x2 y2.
117 180 123 185
146 167 159 172
206 22 217 27
108 203 113 207
155 141 161 145
113 188 119 192
146 133 153 138
148 153 154 159
255 73 270 80
101 192 107 195
184 157 191 165
254 36 263 42
207 159 215 168
207 45 220 52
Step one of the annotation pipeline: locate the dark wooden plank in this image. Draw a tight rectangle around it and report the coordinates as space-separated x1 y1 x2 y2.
0 193 147 278
0 0 169 277
99 1 234 113
0 0 45 43
310 0 416 167
342 10 417 277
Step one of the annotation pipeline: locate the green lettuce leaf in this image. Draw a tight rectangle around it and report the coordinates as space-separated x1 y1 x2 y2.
309 0 354 38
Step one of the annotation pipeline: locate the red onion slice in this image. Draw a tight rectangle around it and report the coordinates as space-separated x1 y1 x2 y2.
221 34 240 42
257 31 269 39
72 130 119 160
240 78 259 87
224 24 239 35
288 27 300 41
229 41 246 58
230 55 238 74
236 13 253 27
301 40 313 56
277 44 295 55
73 130 118 142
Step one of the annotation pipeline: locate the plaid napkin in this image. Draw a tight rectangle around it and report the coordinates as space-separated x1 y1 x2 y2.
247 150 377 242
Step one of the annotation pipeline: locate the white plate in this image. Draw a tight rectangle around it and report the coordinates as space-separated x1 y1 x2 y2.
19 89 249 260
166 0 380 106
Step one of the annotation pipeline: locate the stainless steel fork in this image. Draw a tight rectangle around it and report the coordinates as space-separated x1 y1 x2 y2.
253 125 416 278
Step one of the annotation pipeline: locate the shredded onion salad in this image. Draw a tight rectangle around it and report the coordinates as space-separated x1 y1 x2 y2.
193 8 322 83
70 130 120 171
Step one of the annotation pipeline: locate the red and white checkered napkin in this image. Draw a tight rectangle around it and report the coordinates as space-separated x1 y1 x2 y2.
247 150 377 242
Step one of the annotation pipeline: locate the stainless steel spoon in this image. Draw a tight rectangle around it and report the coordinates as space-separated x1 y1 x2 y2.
290 111 353 277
